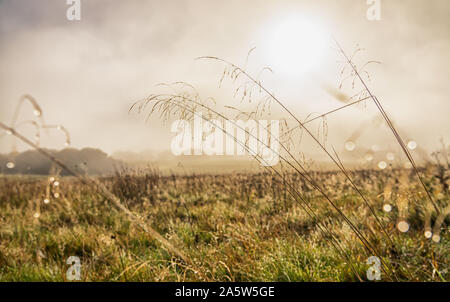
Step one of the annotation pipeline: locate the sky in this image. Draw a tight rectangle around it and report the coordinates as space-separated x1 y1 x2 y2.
0 0 449 160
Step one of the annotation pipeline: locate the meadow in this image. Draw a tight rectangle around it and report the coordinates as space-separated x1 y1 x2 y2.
0 166 447 281
0 39 448 282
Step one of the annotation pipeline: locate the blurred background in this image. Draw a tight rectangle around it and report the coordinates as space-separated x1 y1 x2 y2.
0 0 449 172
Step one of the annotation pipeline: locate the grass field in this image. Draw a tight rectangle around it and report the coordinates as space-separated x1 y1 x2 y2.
0 0 449 286
0 167 447 281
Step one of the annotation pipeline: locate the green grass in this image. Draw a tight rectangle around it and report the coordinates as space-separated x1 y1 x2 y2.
0 169 448 281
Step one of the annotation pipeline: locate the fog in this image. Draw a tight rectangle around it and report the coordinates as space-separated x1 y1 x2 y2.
0 0 449 159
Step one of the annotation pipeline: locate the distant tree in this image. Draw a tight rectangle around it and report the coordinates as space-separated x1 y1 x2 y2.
0 148 124 175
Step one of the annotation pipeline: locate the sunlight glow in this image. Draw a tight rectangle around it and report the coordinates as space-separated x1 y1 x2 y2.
264 16 328 77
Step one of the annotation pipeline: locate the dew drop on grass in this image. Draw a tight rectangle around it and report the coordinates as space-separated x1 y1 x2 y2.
6 162 15 169
364 153 374 162
49 177 55 182
432 234 440 243
33 212 40 219
407 140 417 150
378 161 387 169
33 109 41 117
44 199 50 204
6 130 12 135
397 221 410 233
386 152 395 161
54 193 60 198
383 204 392 212
53 181 59 187
424 231 432 239
345 141 355 151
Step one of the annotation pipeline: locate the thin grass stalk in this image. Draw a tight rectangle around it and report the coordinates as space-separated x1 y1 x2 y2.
197 56 395 250
333 39 440 215
134 97 396 280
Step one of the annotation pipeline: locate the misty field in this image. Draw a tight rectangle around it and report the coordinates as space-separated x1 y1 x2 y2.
0 167 447 282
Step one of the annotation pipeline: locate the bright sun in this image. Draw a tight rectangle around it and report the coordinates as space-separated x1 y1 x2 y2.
264 16 329 78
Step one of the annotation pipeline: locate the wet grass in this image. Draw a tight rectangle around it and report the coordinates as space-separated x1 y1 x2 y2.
0 168 447 281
